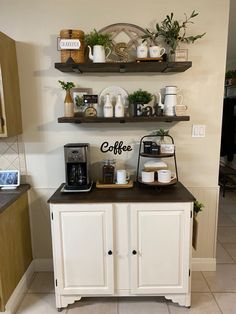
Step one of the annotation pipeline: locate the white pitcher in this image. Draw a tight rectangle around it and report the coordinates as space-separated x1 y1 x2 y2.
164 94 183 116
88 45 111 63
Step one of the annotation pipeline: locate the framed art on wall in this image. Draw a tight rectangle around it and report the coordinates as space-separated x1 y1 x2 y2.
71 88 92 115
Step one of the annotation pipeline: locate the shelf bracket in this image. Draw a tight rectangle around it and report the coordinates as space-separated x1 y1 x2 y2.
72 67 82 74
119 65 126 73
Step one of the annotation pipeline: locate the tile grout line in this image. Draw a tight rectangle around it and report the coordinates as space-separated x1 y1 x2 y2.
211 293 224 314
201 272 224 314
220 242 236 262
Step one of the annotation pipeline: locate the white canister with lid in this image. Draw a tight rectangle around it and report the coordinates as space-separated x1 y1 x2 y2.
115 94 124 117
103 94 113 117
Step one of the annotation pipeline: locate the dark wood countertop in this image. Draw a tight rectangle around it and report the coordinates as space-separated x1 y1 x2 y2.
0 184 30 214
48 182 195 204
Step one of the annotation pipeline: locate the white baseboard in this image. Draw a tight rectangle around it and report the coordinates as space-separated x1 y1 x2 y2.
33 258 53 272
0 259 53 314
0 257 215 314
192 258 216 271
0 262 35 314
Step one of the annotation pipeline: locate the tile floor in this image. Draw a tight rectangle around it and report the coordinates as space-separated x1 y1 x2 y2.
16 191 236 314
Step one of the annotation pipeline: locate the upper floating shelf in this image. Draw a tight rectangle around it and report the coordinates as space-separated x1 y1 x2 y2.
54 61 192 74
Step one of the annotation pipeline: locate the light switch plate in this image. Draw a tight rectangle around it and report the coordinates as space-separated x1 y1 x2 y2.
192 125 206 137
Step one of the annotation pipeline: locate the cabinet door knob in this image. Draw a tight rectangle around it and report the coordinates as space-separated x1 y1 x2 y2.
108 250 113 255
132 250 137 255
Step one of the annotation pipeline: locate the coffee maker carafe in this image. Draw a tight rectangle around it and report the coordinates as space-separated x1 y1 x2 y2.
64 143 92 191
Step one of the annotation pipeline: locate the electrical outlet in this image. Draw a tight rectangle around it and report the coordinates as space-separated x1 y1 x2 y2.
192 125 206 137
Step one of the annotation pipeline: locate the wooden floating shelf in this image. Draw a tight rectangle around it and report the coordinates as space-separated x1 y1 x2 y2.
54 61 192 74
138 178 178 186
140 152 175 158
57 116 190 124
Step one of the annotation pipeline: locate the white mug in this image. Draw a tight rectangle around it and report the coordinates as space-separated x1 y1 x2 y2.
116 169 130 184
157 169 175 183
149 46 165 58
137 44 148 58
175 105 188 116
141 170 155 183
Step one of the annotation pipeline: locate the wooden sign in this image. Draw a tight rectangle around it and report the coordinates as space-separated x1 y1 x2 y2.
58 38 81 50
100 141 132 155
83 95 98 104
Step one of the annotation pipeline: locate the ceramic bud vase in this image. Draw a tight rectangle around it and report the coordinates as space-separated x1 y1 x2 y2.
64 89 74 117
115 94 124 117
103 94 113 117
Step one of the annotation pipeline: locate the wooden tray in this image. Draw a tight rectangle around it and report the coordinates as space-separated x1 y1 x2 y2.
96 180 133 189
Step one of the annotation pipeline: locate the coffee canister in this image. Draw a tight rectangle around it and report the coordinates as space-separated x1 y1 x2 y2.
60 29 85 63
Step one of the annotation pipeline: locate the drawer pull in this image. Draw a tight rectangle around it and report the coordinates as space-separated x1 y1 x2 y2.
132 250 137 255
108 250 113 255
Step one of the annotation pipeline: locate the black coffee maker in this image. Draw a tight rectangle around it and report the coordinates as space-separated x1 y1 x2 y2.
64 143 92 191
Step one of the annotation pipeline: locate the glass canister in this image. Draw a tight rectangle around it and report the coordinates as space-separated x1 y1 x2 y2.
102 159 116 184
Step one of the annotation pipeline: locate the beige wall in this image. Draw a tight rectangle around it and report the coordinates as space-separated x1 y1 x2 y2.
0 0 229 260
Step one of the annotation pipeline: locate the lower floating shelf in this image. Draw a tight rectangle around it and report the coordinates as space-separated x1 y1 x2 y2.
58 116 190 124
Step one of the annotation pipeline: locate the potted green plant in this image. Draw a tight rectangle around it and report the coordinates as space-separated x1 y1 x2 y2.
143 10 206 59
128 89 152 117
225 70 236 86
192 200 204 250
85 29 112 62
58 80 75 117
194 200 204 217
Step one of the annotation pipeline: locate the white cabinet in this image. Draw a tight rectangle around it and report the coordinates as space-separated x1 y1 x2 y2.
130 203 191 295
50 202 192 310
51 204 114 296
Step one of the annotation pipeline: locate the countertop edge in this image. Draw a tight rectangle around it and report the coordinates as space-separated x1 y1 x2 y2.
0 184 31 214
48 182 196 204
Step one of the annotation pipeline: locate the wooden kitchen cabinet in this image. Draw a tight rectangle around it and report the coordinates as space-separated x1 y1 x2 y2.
0 32 22 137
49 188 193 310
0 185 32 312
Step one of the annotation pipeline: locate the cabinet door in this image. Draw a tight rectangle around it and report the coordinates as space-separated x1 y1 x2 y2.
0 32 22 137
130 203 192 294
51 203 114 295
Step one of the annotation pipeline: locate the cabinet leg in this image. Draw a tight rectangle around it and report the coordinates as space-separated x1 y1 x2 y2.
57 308 63 312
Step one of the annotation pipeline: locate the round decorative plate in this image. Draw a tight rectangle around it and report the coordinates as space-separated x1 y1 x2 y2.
98 23 150 62
99 86 129 106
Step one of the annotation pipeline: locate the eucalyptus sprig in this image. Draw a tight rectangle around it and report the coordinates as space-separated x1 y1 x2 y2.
143 10 206 53
58 80 75 91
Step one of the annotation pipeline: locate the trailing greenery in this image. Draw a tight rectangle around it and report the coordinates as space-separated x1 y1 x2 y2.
225 70 236 79
128 89 152 104
58 80 75 91
143 10 206 53
194 200 204 215
85 29 112 48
